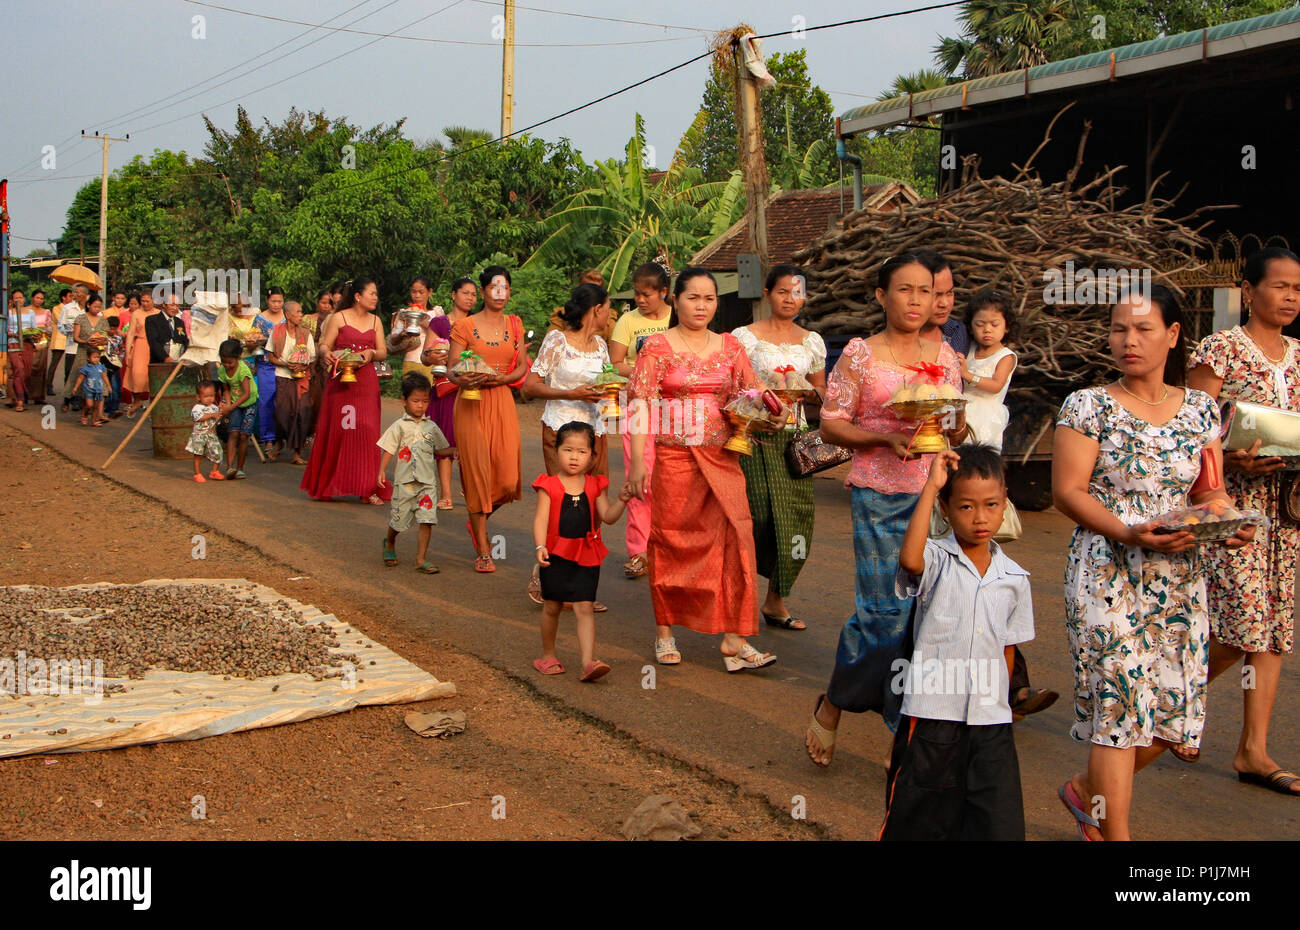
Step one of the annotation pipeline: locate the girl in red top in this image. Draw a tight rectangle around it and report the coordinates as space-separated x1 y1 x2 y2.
532 421 631 681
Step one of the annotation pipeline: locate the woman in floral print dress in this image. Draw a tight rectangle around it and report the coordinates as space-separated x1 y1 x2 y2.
1053 287 1256 840
1187 246 1300 797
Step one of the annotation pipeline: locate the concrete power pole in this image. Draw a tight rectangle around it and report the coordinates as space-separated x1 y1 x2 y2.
731 32 771 321
500 0 516 138
83 130 128 288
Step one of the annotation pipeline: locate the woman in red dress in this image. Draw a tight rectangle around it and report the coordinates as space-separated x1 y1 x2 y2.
300 277 392 504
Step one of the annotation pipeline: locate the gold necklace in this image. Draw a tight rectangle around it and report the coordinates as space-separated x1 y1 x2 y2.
1116 378 1169 405
1245 328 1286 365
677 327 711 355
886 336 921 368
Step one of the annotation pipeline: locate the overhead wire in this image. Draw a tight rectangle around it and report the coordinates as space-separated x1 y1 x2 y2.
292 1 971 204
462 0 711 33
179 0 702 45
0 0 385 177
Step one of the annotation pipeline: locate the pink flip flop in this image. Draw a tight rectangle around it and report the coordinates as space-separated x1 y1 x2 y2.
533 657 564 676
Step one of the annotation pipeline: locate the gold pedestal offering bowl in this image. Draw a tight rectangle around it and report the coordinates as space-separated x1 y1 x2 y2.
886 397 967 454
773 388 815 428
599 382 624 420
337 357 363 383
724 410 761 455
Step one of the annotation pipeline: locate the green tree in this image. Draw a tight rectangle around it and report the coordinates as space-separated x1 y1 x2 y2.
525 115 714 293
935 1 1084 77
936 0 1294 77
882 69 952 99
677 50 836 185
1076 0 1294 49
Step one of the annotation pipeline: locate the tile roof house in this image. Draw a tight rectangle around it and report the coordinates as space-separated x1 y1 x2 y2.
691 182 920 273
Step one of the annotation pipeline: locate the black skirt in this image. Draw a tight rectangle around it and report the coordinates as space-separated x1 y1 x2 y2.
540 491 601 603
539 554 600 603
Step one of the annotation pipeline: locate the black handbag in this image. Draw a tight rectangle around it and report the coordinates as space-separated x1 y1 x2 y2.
785 428 852 478
1283 473 1300 525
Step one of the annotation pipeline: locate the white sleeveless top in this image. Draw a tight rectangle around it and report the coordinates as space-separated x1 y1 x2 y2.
964 347 1016 450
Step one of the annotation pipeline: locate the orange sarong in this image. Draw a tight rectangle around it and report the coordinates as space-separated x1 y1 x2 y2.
647 444 758 635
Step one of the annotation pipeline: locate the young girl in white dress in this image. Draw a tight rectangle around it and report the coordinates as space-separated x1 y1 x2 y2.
958 288 1018 451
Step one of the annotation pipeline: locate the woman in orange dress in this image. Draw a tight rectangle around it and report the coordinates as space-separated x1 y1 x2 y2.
122 291 158 418
447 265 529 573
627 267 779 673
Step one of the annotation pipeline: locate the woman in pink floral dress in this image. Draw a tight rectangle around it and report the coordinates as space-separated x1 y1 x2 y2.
803 253 968 767
1187 246 1300 796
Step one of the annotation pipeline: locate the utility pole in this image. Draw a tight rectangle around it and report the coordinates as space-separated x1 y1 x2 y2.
730 31 771 321
500 0 515 139
82 130 128 288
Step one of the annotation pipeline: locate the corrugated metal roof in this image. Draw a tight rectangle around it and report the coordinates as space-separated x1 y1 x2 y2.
840 5 1300 134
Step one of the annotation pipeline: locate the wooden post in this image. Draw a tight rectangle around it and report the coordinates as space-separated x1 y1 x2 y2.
501 0 515 138
101 361 183 469
82 131 128 285
732 36 770 321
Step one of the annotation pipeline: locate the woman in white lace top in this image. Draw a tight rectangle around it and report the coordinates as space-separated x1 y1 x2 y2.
732 264 828 632
523 282 612 608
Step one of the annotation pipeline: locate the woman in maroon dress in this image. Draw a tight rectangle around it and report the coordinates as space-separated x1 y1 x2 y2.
300 277 392 504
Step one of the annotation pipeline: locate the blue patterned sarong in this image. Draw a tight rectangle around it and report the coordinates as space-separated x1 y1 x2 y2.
825 487 919 732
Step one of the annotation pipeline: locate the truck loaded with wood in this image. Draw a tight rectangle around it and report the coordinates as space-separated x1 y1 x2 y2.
793 128 1216 511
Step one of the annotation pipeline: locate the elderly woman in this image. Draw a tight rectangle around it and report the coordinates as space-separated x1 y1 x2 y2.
5 290 38 411
1055 286 1255 841
523 282 611 606
804 253 967 767
628 267 781 672
1187 246 1300 797
732 264 827 631
267 300 317 466
448 266 529 573
422 276 477 509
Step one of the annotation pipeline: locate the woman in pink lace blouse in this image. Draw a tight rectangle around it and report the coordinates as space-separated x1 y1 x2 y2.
627 268 781 673
804 253 968 767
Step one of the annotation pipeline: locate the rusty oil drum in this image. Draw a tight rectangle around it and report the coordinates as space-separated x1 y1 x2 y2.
147 362 206 459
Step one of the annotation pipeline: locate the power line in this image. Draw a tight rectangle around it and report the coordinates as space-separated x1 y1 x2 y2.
112 0 391 130
462 0 712 33
296 48 716 205
753 0 966 39
132 0 472 137
181 0 700 45
118 0 408 131
294 1 971 205
0 0 385 177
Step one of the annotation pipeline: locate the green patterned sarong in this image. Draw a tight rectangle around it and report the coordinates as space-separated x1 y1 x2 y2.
740 429 815 597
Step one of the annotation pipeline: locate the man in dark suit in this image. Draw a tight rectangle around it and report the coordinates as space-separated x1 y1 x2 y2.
146 293 189 363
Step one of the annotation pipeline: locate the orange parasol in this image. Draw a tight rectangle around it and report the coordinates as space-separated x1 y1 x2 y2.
48 264 103 291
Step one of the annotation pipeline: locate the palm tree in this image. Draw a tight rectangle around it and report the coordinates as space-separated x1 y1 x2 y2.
524 114 713 292
882 68 952 100
934 0 1083 79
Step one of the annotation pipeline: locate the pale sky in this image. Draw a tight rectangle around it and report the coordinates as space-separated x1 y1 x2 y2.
1 0 961 250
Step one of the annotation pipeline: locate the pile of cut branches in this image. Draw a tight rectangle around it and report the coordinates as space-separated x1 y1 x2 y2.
794 113 1222 427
